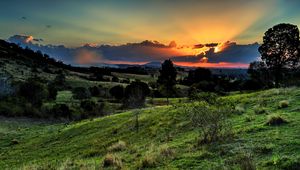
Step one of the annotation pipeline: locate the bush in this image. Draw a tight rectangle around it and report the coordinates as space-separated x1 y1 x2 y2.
278 100 289 109
189 92 218 104
89 86 100 97
159 145 175 159
254 106 267 115
52 104 72 119
235 104 246 114
108 140 127 152
183 103 232 144
266 115 287 126
123 81 150 108
235 152 256 170
72 87 91 100
141 154 158 168
103 153 122 169
80 100 105 118
109 85 124 100
17 78 49 107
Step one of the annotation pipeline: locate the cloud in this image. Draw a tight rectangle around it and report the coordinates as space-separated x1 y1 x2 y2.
7 35 260 68
172 42 260 64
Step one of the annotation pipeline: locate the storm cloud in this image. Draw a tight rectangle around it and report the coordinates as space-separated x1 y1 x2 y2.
8 34 260 67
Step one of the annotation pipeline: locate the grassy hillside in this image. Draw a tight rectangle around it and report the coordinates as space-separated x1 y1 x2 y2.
0 88 300 169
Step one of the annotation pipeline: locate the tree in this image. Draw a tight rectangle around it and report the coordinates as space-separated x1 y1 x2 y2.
247 61 272 89
18 78 49 107
72 87 91 100
186 67 212 85
157 59 177 103
259 23 300 87
123 81 150 108
109 85 124 100
89 86 100 97
53 70 67 90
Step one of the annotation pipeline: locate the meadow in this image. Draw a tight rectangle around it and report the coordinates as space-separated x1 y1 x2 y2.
0 88 299 169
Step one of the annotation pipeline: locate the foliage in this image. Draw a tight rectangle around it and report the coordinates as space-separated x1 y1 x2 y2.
189 92 218 104
157 59 177 99
183 102 232 144
278 100 289 108
72 87 91 100
266 115 288 126
123 81 150 108
51 104 72 119
109 85 124 100
258 23 300 86
108 140 127 152
185 67 212 85
103 153 123 169
17 78 49 107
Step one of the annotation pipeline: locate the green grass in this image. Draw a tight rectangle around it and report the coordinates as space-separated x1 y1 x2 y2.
0 88 300 169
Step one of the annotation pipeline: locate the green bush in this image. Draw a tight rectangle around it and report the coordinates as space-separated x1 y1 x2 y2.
278 100 289 109
72 87 91 100
108 140 127 152
254 106 267 114
103 153 123 169
266 115 288 126
183 102 232 144
51 104 72 119
189 92 218 104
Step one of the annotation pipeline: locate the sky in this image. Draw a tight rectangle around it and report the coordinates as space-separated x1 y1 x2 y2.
1 0 300 68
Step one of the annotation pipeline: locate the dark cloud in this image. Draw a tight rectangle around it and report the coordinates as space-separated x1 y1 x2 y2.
193 44 204 49
205 43 218 48
7 35 260 66
172 42 260 64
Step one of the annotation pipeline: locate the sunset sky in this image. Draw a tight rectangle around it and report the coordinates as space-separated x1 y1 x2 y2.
1 0 300 68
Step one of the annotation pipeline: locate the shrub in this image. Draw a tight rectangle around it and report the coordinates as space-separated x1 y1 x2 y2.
141 154 157 168
109 85 124 100
254 106 267 115
189 92 218 104
72 87 91 100
183 103 232 144
52 104 72 119
103 153 122 169
266 115 287 126
235 104 246 114
108 140 127 152
235 153 256 170
89 86 100 97
159 145 175 159
278 100 289 109
123 81 150 108
11 139 19 145
17 78 49 107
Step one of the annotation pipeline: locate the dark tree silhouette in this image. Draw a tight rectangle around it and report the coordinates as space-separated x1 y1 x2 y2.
247 61 271 89
157 59 177 103
109 85 124 100
18 78 49 107
72 87 91 100
186 67 212 85
259 23 300 87
123 81 150 108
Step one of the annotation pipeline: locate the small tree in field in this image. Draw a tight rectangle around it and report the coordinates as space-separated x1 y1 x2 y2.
259 23 300 87
157 59 177 103
123 81 150 108
109 85 124 100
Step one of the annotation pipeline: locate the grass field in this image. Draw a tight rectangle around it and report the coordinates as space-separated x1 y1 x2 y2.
0 88 300 169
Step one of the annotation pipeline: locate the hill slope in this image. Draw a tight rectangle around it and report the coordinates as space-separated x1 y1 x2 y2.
0 88 300 169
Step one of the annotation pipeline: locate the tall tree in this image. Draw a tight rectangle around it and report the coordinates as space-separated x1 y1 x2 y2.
157 59 177 103
259 23 300 87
